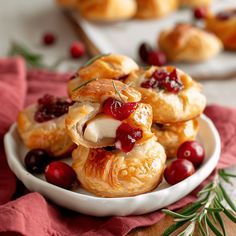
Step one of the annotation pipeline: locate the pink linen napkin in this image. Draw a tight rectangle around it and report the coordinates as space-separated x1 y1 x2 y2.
0 57 236 236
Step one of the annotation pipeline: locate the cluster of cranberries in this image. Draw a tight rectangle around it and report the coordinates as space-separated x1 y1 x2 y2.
102 98 142 153
34 94 73 123
25 149 76 189
139 43 167 66
141 68 184 93
164 141 205 185
42 32 85 59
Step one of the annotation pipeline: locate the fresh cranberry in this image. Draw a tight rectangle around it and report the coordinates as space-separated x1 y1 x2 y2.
177 141 205 168
34 94 72 123
217 9 236 20
139 42 152 63
102 98 137 121
141 68 184 93
25 149 51 174
147 50 167 66
164 159 195 185
42 33 56 45
193 7 207 19
70 42 85 59
115 123 142 153
45 161 77 189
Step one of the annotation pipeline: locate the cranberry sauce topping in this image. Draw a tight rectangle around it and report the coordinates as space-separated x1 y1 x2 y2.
34 94 72 123
102 98 138 121
141 68 184 93
216 9 236 20
115 123 143 153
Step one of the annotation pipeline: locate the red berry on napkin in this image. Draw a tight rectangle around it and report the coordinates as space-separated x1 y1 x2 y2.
70 41 85 59
193 7 208 20
42 32 56 45
147 50 167 66
139 42 152 63
45 161 77 189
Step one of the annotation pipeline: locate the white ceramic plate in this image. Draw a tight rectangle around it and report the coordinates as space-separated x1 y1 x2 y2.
4 114 220 216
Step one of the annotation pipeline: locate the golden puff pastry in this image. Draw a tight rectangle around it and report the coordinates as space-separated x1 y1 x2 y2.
125 66 206 124
205 10 236 50
178 0 212 7
17 102 75 157
72 136 166 197
68 54 138 97
152 119 199 158
66 79 154 148
76 0 137 21
135 0 178 19
158 23 222 62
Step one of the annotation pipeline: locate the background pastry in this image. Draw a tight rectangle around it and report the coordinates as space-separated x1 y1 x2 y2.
68 54 138 97
17 94 75 157
75 0 137 21
135 0 178 19
205 9 236 50
152 119 199 158
72 137 166 197
178 0 212 7
158 23 222 62
125 66 206 123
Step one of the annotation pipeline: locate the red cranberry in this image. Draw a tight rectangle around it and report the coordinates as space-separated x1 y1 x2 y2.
177 141 205 168
139 42 152 63
147 50 167 66
70 42 85 59
45 161 77 189
102 98 137 121
193 7 207 19
164 159 195 185
217 10 236 20
115 123 143 153
42 33 56 45
34 94 72 123
25 149 51 174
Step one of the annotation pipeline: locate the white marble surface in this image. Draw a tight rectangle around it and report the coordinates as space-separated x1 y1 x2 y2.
0 0 236 206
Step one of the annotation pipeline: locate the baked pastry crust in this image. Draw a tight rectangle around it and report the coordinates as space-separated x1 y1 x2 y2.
66 79 154 148
179 0 212 7
125 66 206 123
205 10 236 50
135 0 178 19
76 0 137 21
158 23 222 62
17 104 75 157
72 136 166 197
152 119 199 158
68 54 138 97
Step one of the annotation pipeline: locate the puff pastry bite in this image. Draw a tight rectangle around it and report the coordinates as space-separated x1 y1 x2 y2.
125 66 206 123
68 54 138 97
152 119 199 158
72 137 166 197
135 0 178 19
66 79 154 149
17 94 75 157
158 23 222 62
205 9 236 50
178 0 212 7
76 0 137 21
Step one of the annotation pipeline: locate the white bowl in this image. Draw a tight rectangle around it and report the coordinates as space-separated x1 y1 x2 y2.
4 114 220 216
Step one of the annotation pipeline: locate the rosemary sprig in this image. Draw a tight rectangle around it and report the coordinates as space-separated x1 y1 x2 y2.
112 81 125 103
162 169 236 236
8 42 47 68
72 77 97 92
82 53 110 67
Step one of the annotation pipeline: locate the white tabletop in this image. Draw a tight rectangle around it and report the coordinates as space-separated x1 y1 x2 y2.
1 0 236 206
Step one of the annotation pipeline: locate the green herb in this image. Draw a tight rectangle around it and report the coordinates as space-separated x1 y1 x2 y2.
8 42 47 68
162 169 236 236
82 53 110 67
112 81 125 103
72 77 97 92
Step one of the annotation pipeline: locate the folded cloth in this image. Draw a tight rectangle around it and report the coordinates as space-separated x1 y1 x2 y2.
0 57 236 236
